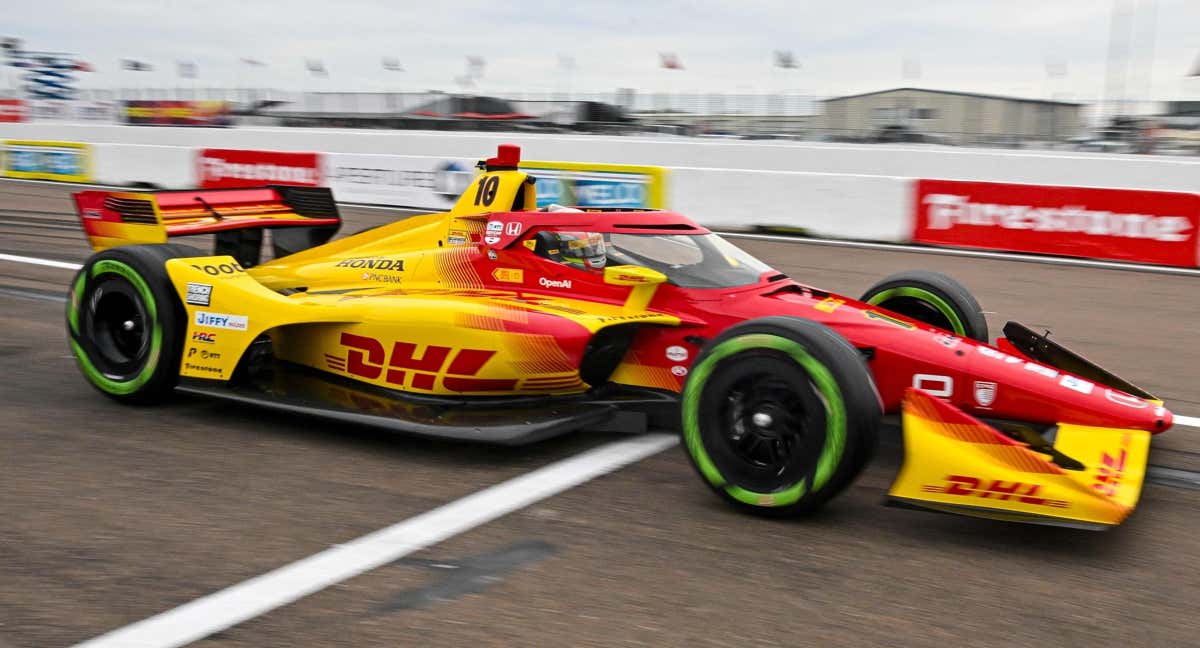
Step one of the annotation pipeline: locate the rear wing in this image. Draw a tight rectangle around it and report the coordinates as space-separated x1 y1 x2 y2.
73 185 341 267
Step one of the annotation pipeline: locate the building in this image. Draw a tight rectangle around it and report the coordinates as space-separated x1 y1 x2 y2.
820 88 1083 146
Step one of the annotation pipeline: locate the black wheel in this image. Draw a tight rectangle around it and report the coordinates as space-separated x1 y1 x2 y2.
859 270 988 342
680 317 882 517
66 244 194 403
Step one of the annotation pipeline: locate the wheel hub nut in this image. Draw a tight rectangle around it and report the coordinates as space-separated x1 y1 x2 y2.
752 412 773 428
122 320 136 331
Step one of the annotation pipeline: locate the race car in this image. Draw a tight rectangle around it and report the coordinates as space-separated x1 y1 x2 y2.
66 144 1172 529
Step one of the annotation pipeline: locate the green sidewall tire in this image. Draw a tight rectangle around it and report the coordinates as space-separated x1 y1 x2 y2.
860 270 988 342
681 317 882 517
67 245 190 404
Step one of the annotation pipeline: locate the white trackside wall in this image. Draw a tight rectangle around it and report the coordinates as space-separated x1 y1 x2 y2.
2 123 1199 265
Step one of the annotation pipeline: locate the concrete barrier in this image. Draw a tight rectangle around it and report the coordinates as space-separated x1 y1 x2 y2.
91 143 194 187
5 122 1200 252
672 169 911 240
3 122 1200 191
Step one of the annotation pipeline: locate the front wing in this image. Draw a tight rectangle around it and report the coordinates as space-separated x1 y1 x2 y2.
890 389 1149 530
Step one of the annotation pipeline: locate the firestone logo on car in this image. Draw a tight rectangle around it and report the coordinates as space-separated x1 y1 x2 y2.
922 193 1193 242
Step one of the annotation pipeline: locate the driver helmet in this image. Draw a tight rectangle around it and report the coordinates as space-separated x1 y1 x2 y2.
534 231 607 270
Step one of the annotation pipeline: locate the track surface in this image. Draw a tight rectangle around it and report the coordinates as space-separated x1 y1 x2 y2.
3 180 1199 647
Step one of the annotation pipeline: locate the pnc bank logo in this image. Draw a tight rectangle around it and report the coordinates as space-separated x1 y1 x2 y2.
324 332 517 392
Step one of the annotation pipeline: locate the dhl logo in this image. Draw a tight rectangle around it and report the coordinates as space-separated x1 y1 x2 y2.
921 475 1069 508
326 333 517 392
1093 446 1128 497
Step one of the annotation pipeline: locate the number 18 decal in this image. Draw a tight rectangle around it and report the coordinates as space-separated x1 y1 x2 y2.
473 175 500 206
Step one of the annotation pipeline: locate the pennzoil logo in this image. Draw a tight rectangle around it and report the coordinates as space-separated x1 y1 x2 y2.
922 475 1069 508
334 257 405 271
325 333 517 392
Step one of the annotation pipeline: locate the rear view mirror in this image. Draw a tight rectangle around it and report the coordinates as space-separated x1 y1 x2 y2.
603 265 667 286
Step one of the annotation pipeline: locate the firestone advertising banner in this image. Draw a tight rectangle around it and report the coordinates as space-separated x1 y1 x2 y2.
912 179 1200 267
0 99 27 123
198 148 322 188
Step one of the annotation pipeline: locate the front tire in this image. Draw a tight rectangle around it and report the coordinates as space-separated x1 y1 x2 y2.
680 317 881 517
860 270 988 342
66 245 193 403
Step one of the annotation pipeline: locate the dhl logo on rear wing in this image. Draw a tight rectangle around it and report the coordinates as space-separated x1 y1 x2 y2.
72 185 341 266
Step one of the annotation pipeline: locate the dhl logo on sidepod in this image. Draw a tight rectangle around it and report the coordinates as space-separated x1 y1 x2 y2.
324 333 517 392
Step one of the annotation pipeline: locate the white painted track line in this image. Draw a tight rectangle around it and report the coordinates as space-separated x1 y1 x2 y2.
0 253 82 271
1175 415 1200 429
72 433 678 648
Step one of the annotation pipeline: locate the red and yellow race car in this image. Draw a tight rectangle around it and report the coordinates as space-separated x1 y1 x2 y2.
67 145 1172 529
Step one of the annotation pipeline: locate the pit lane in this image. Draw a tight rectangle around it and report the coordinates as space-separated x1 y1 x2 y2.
2 179 1199 647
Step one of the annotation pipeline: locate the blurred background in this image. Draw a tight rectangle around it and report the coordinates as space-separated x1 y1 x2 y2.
3 0 1200 152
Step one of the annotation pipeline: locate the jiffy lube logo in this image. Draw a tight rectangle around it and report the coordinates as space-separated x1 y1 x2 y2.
194 311 248 330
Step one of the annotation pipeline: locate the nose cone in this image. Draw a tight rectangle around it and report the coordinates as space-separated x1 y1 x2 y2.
963 344 1172 434
1155 405 1174 433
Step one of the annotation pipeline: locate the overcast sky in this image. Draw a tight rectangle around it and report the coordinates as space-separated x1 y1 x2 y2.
6 0 1200 102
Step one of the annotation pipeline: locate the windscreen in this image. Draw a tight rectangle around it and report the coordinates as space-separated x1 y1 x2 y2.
604 233 774 288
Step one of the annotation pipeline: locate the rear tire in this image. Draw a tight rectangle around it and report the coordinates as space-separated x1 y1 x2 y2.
680 317 881 517
860 270 988 342
66 245 193 403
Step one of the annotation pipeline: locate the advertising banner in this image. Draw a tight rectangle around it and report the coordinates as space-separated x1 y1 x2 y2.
912 179 1200 267
0 99 27 123
198 148 322 188
124 100 232 127
1 140 91 182
324 155 668 211
522 161 667 209
27 100 117 122
324 154 476 210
